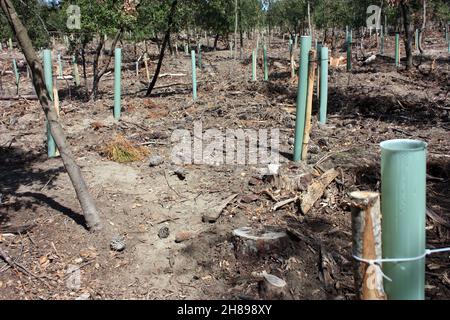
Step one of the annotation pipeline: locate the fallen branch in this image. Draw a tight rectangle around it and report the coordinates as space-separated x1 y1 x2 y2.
272 196 298 211
0 95 38 100
0 222 36 234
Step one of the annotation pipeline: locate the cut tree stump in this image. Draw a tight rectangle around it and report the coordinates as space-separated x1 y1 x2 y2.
300 168 339 214
232 226 288 258
257 271 288 300
350 191 386 300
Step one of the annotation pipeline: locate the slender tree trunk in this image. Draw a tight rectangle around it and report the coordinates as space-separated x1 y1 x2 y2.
214 33 219 50
90 28 123 100
400 1 413 70
418 0 426 53
234 0 238 59
146 0 178 96
0 0 102 231
81 41 89 97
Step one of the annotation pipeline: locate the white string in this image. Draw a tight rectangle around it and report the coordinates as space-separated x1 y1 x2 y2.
353 247 450 283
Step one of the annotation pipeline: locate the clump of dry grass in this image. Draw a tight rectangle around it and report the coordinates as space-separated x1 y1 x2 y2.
103 135 149 163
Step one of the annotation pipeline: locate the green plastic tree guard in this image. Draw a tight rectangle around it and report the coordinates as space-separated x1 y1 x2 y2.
415 29 419 51
191 50 197 100
43 49 57 158
345 26 349 43
12 58 19 86
114 48 122 120
347 31 352 72
381 139 427 300
263 45 268 81
395 33 400 67
198 43 202 69
252 49 256 81
319 47 329 125
57 51 63 78
293 35 312 162
72 55 80 86
316 41 322 97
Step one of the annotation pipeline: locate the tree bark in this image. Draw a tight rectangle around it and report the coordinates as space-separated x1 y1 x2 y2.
90 28 123 100
418 0 426 53
400 1 414 70
350 191 386 300
145 0 178 97
0 0 102 231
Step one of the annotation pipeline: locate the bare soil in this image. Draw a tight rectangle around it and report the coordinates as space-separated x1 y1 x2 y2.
0 32 449 300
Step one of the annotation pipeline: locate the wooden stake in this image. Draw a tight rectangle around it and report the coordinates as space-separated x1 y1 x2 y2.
290 50 295 79
53 80 60 157
301 49 316 161
350 191 386 300
143 53 150 81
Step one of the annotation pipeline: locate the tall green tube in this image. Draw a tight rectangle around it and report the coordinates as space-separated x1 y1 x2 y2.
293 35 312 162
57 51 63 78
415 29 419 51
198 43 202 69
114 48 122 120
252 49 256 81
319 47 328 125
12 58 19 86
347 31 352 72
381 139 427 300
191 50 197 100
72 55 80 86
43 49 56 158
395 33 400 67
263 45 268 81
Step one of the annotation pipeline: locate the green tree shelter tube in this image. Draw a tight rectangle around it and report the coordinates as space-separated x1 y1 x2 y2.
381 139 427 300
263 45 268 81
72 55 80 86
114 48 122 120
12 58 19 87
191 50 197 100
252 49 256 81
43 49 57 158
293 35 311 162
57 51 63 78
415 29 419 51
198 43 202 69
319 47 328 124
395 33 400 67
347 31 352 72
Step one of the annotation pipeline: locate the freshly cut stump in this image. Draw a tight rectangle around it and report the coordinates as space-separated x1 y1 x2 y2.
258 272 288 300
232 226 288 259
